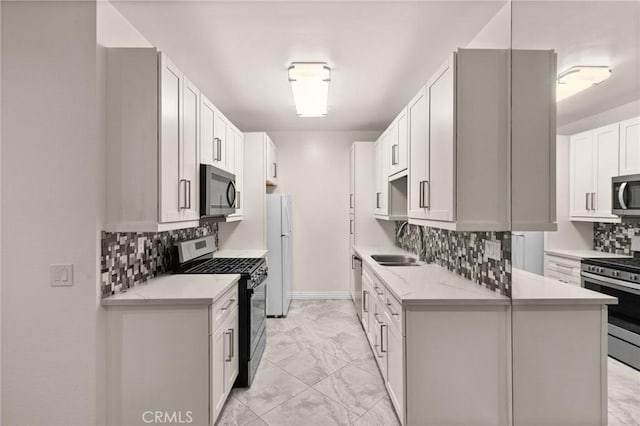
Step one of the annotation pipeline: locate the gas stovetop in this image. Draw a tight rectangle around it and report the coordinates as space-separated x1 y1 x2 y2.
180 257 264 275
582 257 640 282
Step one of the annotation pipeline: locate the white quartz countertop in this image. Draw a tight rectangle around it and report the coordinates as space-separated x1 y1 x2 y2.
214 249 268 259
511 269 617 306
545 248 629 261
102 274 240 306
354 246 510 306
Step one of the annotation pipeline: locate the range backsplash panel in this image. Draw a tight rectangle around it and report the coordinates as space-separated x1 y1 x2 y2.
395 223 512 297
100 222 218 297
594 222 640 255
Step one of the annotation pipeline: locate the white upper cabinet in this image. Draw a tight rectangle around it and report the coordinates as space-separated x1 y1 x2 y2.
181 77 200 221
374 134 388 215
200 96 216 166
619 117 640 175
106 48 203 232
388 107 408 178
265 135 279 186
570 123 620 222
408 87 428 221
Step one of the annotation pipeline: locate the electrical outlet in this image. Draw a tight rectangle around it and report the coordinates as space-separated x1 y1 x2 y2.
485 240 502 261
50 264 73 287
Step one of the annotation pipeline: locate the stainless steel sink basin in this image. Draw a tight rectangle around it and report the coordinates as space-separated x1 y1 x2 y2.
371 254 424 267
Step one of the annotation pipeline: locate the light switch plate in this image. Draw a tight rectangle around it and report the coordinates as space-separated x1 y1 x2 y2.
485 240 502 261
50 264 73 287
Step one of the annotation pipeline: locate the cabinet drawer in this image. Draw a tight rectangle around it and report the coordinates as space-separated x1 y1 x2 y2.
546 270 581 286
372 304 388 378
384 291 403 335
370 274 386 304
545 255 581 279
210 285 238 334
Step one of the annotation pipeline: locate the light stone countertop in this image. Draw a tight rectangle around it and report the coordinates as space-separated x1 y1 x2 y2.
102 273 240 306
545 248 630 261
511 268 617 306
354 245 510 306
214 249 268 259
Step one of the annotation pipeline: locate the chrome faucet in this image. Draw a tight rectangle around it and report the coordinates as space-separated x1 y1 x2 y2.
397 221 410 239
397 221 426 261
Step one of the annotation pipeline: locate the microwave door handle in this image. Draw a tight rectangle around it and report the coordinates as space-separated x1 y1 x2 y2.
619 182 629 209
226 181 236 208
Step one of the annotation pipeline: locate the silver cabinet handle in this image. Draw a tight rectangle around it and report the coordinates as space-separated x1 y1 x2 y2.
236 191 241 209
363 290 369 313
273 162 277 178
186 180 191 209
221 298 236 311
376 192 381 209
179 179 188 209
591 192 596 211
380 323 387 353
350 219 354 235
386 300 398 317
419 180 430 208
350 194 354 209
391 144 398 165
619 182 629 209
374 286 383 296
585 192 589 210
214 138 222 162
224 329 233 362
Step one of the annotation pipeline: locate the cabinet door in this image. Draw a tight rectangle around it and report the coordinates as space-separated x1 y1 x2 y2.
397 107 408 174
593 124 619 218
226 125 236 175
427 60 455 222
213 112 227 170
234 132 244 217
570 131 594 217
210 326 226 422
408 87 429 220
372 303 388 378
387 120 399 176
182 78 200 220
386 320 404 421
266 136 278 185
350 146 355 214
620 117 640 175
374 137 387 215
223 307 239 393
200 96 215 166
158 53 184 223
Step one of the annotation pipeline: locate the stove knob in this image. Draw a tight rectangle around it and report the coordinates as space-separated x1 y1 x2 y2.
588 266 593 272
632 275 638 281
613 271 620 277
599 268 604 273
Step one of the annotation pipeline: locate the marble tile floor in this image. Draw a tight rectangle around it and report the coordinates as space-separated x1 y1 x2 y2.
216 299 640 426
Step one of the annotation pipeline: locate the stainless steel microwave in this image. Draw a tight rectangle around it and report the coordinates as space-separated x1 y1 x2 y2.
612 174 640 216
200 164 236 217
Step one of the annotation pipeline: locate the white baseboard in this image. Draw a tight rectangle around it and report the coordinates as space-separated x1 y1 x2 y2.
290 292 351 300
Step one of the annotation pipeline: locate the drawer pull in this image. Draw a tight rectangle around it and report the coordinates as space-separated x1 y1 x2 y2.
374 287 383 296
221 298 236 311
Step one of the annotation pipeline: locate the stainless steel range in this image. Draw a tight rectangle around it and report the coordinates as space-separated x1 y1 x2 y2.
174 236 268 387
581 255 640 371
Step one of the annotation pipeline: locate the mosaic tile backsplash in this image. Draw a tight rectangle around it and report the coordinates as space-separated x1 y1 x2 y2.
100 222 218 297
395 223 512 297
594 222 640 255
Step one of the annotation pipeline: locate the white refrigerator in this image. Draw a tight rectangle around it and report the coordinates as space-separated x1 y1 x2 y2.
266 194 292 317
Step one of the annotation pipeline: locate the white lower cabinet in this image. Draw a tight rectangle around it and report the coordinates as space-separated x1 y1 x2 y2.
360 264 510 426
106 285 239 426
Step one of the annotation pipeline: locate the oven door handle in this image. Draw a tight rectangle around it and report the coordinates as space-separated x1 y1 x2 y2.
618 182 628 210
582 271 640 296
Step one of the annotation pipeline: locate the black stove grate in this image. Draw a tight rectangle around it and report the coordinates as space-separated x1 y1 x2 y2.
183 257 263 275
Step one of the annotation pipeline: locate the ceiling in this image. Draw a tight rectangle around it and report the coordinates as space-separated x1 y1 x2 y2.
109 1 640 133
110 0 506 132
512 1 640 127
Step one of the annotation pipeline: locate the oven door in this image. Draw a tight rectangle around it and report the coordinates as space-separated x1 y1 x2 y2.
249 277 267 358
582 272 640 342
612 175 640 216
200 164 236 217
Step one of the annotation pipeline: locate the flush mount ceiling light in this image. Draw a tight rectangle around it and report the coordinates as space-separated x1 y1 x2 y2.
556 65 611 102
288 62 331 117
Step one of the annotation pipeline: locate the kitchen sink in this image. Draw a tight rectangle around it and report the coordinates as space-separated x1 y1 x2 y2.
371 254 424 267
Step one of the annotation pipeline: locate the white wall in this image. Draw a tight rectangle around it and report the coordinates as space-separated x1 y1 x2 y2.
2 2 104 425
466 1 510 49
269 131 379 295
544 135 593 251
